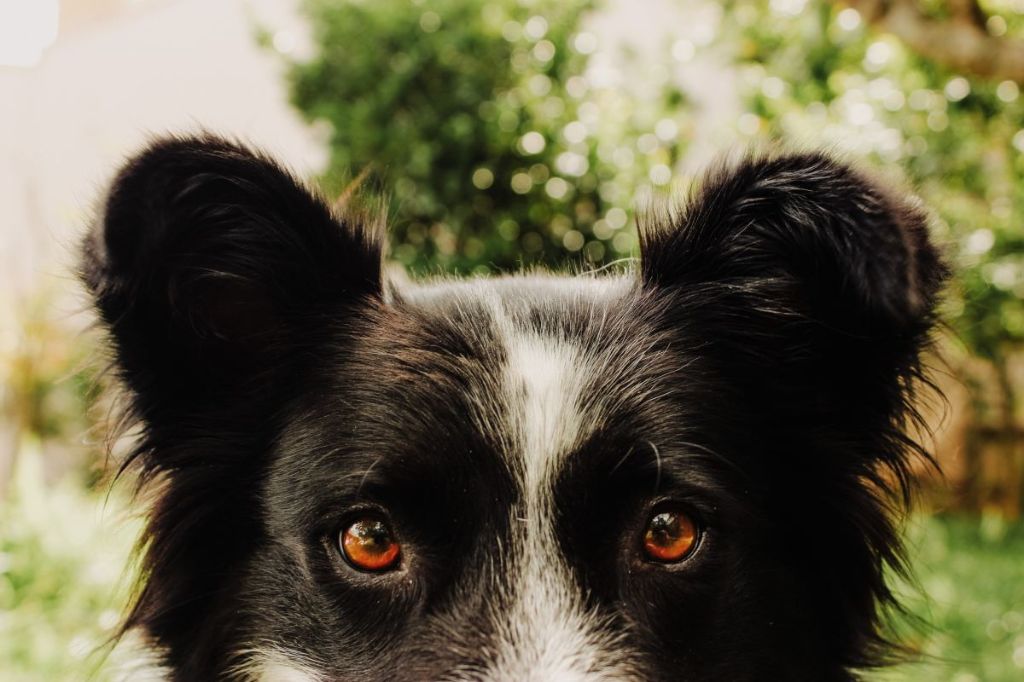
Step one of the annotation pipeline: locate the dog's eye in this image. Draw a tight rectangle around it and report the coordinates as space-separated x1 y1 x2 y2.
339 516 401 572
642 508 698 563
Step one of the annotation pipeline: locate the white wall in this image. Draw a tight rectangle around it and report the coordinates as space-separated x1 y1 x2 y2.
0 0 322 306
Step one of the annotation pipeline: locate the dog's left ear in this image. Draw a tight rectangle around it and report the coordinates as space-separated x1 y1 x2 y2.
640 152 946 426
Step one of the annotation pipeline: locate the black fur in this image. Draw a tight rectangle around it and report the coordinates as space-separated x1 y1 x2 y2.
82 135 946 681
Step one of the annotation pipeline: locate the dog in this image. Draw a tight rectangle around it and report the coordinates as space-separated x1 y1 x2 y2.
81 134 946 681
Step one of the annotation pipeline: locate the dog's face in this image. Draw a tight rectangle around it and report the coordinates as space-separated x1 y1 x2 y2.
83 137 945 681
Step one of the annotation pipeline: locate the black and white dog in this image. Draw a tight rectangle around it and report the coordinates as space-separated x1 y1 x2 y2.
82 135 946 681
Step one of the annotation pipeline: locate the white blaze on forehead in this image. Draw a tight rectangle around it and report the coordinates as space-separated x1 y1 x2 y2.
229 650 323 682
256 663 321 682
481 298 638 681
508 334 585 477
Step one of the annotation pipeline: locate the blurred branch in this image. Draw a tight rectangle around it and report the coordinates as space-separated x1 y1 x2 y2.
843 0 1024 84
947 0 988 27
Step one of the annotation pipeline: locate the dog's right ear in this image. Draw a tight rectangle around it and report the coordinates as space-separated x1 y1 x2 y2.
81 134 382 416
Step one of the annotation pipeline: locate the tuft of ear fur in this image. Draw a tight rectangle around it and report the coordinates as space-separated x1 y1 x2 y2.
639 151 948 670
80 134 382 675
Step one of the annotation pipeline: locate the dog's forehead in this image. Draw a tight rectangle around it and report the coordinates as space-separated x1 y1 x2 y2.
281 272 685 513
396 274 641 460
400 273 634 314
280 272 687 502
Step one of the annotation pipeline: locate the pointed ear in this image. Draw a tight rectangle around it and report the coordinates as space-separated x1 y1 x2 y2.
639 151 948 466
641 152 945 337
81 134 382 411
640 151 946 383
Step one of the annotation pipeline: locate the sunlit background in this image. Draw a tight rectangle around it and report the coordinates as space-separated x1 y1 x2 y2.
1 0 1023 680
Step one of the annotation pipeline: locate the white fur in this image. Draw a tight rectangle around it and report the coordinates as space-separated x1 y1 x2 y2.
228 650 323 682
254 662 321 682
472 295 639 681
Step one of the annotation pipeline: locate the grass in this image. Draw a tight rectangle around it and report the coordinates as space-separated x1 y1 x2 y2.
1 443 1023 681
882 514 1024 681
0 441 137 682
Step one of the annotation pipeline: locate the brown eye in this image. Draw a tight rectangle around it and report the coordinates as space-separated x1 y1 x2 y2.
340 517 401 572
642 508 699 563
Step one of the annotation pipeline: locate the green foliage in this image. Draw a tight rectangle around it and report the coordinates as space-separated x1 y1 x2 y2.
0 445 137 682
881 515 1024 682
284 0 688 274
722 0 1024 371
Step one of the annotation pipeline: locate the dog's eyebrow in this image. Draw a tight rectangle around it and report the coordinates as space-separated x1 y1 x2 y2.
596 436 754 494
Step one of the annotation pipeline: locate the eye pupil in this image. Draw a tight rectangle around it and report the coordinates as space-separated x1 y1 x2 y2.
341 518 401 571
642 509 698 563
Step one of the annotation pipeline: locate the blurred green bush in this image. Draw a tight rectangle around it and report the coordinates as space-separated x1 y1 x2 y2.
283 0 689 274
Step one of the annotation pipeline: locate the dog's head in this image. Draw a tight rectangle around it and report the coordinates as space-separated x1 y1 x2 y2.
83 135 945 681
